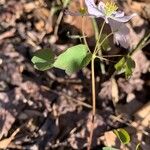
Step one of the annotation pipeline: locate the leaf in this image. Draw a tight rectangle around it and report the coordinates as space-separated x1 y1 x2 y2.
102 147 119 150
115 56 135 79
81 52 92 67
54 44 91 75
62 0 71 7
114 128 131 145
125 56 135 78
115 57 126 72
136 143 142 150
31 49 55 71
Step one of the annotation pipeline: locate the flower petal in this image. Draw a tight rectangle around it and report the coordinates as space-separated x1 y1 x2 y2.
113 11 125 18
111 13 137 23
85 0 104 17
86 0 97 7
108 19 130 48
98 1 105 14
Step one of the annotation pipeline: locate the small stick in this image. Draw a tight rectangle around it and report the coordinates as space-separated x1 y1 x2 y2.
0 28 16 41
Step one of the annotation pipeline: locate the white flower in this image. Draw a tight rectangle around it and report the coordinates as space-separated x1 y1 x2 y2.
85 0 137 48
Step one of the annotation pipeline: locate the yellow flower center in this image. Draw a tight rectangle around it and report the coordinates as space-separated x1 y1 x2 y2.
104 2 118 16
79 7 87 15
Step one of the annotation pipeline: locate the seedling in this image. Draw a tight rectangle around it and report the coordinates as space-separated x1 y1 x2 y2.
31 0 150 149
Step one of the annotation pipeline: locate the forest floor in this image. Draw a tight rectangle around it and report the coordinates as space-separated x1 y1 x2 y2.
0 0 150 149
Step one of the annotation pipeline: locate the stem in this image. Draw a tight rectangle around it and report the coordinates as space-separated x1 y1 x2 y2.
93 20 106 74
91 55 96 116
96 55 117 63
94 21 105 54
98 21 105 43
87 21 106 150
98 50 106 74
87 55 96 150
94 32 113 55
54 11 64 36
82 17 90 51
87 20 113 150
92 18 99 41
129 32 150 56
103 54 124 57
95 56 111 61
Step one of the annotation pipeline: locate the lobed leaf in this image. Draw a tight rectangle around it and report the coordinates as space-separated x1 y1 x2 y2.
31 49 55 71
115 57 126 72
54 44 92 75
115 56 135 79
125 56 135 78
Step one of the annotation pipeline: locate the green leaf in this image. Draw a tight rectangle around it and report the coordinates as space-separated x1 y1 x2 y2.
102 147 119 150
53 44 91 75
62 0 71 7
81 52 92 68
114 128 131 145
125 56 135 78
31 49 55 71
136 143 142 150
115 56 135 79
115 57 126 72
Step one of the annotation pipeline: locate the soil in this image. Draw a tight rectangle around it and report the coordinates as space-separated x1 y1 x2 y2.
0 0 150 150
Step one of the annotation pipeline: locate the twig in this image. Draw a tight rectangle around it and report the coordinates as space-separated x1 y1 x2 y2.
0 28 16 41
41 85 92 108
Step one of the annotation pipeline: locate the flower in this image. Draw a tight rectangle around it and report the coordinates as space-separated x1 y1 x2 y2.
85 0 137 48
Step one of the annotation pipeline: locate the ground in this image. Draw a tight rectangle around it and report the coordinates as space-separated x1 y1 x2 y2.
0 0 150 149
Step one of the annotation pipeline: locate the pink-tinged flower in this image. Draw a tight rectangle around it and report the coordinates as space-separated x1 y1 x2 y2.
85 0 137 48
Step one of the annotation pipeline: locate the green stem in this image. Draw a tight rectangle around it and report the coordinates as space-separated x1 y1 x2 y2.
87 55 96 150
129 32 150 56
94 32 113 54
103 54 124 57
96 56 117 63
92 18 99 41
91 55 96 116
93 20 106 74
94 21 105 54
95 55 110 61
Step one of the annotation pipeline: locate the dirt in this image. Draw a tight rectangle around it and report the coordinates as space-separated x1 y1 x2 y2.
0 0 150 150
